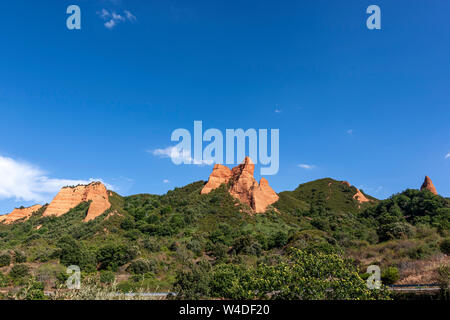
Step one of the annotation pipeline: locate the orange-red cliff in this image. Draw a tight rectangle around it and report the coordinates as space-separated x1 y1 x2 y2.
340 181 371 204
43 182 111 222
0 205 43 224
420 176 438 195
201 157 279 213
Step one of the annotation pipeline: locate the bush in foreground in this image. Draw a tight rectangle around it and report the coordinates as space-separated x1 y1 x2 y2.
174 248 391 300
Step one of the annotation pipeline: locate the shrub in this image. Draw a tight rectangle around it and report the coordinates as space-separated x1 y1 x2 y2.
439 238 450 255
120 218 135 231
124 229 142 241
210 264 243 298
436 265 449 298
100 271 115 284
173 260 212 299
407 244 433 260
186 239 203 256
14 250 27 263
0 253 11 267
169 242 178 252
97 243 138 271
381 266 400 285
0 271 8 287
143 238 161 252
379 222 415 241
127 259 151 274
209 243 228 260
23 280 46 300
174 249 391 300
270 231 289 248
57 236 96 272
9 264 30 280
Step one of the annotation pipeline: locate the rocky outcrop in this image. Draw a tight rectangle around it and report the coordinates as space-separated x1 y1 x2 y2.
252 178 280 213
421 176 438 195
353 188 370 204
200 164 233 194
341 181 370 204
201 157 279 213
0 205 43 224
341 181 351 187
43 182 111 222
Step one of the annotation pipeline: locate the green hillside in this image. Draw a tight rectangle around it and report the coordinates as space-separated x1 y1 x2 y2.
0 179 448 300
277 178 377 215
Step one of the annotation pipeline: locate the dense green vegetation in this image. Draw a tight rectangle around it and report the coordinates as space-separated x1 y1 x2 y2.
0 178 448 300
174 248 391 300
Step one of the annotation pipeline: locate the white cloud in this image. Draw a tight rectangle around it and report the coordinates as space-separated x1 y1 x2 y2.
163 179 170 184
298 164 315 170
99 9 110 19
445 153 450 159
112 12 125 21
150 146 213 166
124 10 137 22
98 9 136 29
0 155 112 204
275 109 282 113
104 19 117 29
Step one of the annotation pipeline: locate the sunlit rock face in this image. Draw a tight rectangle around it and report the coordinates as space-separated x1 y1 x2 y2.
43 182 111 222
421 176 438 195
201 157 279 213
0 205 43 224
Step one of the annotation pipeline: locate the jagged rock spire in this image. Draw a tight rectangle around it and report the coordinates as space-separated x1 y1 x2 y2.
421 176 438 195
201 157 279 213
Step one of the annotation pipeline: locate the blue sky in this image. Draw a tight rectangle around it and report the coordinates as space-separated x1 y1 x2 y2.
0 0 449 214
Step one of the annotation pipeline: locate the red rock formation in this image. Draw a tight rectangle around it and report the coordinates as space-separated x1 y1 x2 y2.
43 182 111 222
421 176 438 195
353 189 370 203
201 157 279 213
200 164 232 194
341 181 351 187
0 205 43 224
252 178 280 213
341 180 370 204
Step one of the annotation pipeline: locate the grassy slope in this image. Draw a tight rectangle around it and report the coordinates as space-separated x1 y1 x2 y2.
276 178 377 214
0 179 448 294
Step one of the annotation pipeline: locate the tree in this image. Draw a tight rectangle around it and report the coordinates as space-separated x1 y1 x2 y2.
127 259 154 274
381 266 400 285
173 249 391 300
173 260 212 299
57 236 96 272
9 264 30 280
14 250 27 263
0 253 11 267
100 270 116 284
97 243 138 271
231 249 390 300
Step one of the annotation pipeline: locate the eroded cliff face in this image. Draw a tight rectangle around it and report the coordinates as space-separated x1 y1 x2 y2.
200 164 233 195
340 181 371 204
420 176 438 195
0 205 43 224
353 189 370 203
201 157 279 213
43 182 111 222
